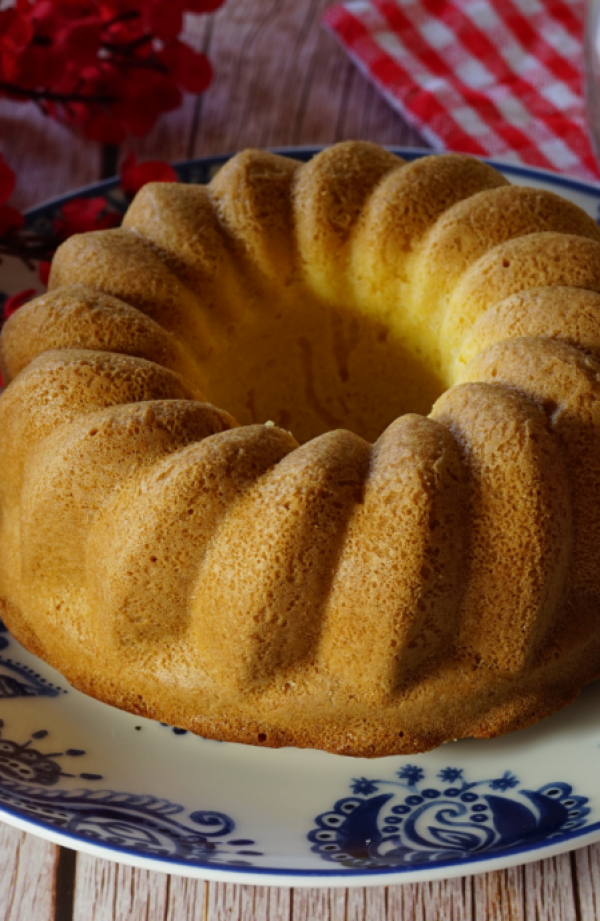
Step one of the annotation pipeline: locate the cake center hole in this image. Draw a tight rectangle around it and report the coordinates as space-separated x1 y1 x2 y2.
198 294 446 445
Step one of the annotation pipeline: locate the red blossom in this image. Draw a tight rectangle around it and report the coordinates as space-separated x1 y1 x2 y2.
3 288 38 321
84 110 127 145
111 69 182 138
148 0 184 42
54 19 104 67
53 196 121 238
0 0 219 144
4 41 65 89
159 41 212 94
0 9 33 64
120 152 177 197
102 16 148 48
0 0 217 303
0 156 16 205
38 261 52 287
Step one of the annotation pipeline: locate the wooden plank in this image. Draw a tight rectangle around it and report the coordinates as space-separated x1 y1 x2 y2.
524 854 578 921
190 0 426 157
73 854 169 921
573 842 600 921
386 877 473 921
206 882 241 920
291 887 332 921
473 866 525 921
0 822 60 921
346 887 388 921
335 56 426 149
0 99 101 211
166 875 208 920
345 888 365 921
204 882 292 920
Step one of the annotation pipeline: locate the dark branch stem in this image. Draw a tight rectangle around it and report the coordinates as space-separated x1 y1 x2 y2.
101 143 119 180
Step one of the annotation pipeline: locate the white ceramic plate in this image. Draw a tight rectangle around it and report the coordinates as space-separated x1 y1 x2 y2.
2 150 600 887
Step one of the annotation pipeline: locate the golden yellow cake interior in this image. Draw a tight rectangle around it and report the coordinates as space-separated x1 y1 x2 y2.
2 141 600 757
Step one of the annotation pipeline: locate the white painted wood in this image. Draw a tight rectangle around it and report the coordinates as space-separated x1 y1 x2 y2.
386 877 473 921
574 842 600 921
0 822 59 921
364 887 388 919
328 887 348 921
266 886 292 921
524 854 578 921
166 875 209 920
112 864 170 920
239 885 291 921
73 855 170 920
345 887 389 921
203 883 293 921
345 888 366 921
206 881 242 919
291 887 331 920
473 867 525 921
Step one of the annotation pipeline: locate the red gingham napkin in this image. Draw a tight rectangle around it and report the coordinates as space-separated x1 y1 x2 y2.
323 0 599 181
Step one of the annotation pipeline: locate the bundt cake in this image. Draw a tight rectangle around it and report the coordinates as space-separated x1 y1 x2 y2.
2 141 600 758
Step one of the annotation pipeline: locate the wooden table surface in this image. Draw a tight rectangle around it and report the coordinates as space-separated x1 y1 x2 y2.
2 1 600 918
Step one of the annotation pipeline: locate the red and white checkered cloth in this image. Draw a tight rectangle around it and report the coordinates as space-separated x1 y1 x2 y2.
323 0 599 180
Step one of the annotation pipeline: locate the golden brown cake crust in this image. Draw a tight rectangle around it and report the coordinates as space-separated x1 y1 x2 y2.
2 142 600 756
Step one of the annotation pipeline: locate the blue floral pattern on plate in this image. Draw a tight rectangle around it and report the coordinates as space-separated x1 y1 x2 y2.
0 628 262 867
309 766 591 869
0 720 262 866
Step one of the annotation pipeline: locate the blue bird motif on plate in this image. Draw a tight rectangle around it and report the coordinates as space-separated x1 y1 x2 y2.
308 765 591 869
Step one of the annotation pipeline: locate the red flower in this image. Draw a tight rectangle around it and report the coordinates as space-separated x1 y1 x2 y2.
3 288 38 321
54 18 104 68
0 0 220 144
159 41 213 94
60 63 125 140
120 152 178 197
148 0 184 42
0 156 16 205
4 41 65 89
84 110 127 145
0 8 33 66
38 261 52 287
0 155 24 235
116 67 183 137
54 196 121 238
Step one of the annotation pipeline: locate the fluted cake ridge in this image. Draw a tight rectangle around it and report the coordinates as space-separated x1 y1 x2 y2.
1 141 600 756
